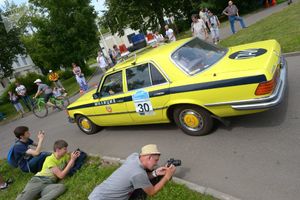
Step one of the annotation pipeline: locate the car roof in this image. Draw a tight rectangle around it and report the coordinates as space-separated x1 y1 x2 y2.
107 38 191 72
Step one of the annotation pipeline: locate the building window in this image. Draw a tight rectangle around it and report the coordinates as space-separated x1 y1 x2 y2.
15 59 21 67
21 56 28 65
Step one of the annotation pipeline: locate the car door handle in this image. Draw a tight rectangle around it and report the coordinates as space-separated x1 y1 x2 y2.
153 92 165 96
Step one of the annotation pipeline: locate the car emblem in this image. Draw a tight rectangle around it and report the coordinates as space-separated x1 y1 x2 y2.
105 106 112 112
229 48 267 60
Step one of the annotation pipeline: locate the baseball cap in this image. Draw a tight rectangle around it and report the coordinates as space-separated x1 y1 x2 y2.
49 70 52 73
140 144 161 156
34 79 42 83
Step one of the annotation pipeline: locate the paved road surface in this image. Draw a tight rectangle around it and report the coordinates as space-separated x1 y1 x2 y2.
1 55 299 200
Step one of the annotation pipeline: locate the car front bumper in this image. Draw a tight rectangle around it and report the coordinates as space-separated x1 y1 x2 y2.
205 56 287 110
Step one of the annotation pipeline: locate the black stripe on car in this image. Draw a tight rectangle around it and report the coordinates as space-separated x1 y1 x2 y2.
67 74 266 111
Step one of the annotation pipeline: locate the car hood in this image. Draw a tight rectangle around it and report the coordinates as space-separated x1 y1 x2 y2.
68 89 96 108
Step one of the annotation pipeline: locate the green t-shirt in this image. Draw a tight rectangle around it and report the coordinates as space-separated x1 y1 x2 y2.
35 153 70 182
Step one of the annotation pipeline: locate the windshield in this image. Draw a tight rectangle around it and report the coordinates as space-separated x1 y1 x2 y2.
171 38 227 75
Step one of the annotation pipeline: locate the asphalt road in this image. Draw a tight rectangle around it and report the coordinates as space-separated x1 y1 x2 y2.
1 55 299 200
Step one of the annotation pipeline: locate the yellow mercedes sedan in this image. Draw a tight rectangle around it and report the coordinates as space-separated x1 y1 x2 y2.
67 37 287 136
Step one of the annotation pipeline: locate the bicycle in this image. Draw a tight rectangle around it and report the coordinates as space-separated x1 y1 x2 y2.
32 96 70 118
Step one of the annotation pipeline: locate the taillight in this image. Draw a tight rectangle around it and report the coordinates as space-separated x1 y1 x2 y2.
255 69 279 95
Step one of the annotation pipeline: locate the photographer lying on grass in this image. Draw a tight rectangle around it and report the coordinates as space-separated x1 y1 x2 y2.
89 144 176 200
16 140 80 200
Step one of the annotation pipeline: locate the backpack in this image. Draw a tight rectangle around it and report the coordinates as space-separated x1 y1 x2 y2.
7 140 22 167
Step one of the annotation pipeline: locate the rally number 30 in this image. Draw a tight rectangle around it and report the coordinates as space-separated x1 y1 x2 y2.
137 103 150 113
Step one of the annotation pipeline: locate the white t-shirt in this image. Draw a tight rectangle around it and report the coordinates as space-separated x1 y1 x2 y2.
166 28 176 42
97 56 107 69
192 19 207 40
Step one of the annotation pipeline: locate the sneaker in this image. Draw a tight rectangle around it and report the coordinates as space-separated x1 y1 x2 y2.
0 182 8 190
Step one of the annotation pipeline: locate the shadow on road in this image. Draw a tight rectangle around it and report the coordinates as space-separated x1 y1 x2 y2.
221 84 289 131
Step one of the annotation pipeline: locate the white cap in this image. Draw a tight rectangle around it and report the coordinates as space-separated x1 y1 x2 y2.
34 79 42 83
49 70 52 73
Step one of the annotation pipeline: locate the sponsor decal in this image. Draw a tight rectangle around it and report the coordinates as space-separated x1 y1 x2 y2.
132 90 154 116
229 48 267 59
105 106 112 113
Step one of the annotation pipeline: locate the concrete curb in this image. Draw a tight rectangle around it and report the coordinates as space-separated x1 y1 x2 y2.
283 51 300 57
100 155 241 200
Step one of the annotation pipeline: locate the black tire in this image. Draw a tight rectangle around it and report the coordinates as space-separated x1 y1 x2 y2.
76 115 102 135
33 104 48 118
173 105 213 136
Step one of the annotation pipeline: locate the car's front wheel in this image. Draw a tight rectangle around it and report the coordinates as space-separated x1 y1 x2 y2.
76 115 102 135
173 105 213 136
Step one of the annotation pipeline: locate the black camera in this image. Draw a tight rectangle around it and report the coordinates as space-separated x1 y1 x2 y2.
75 148 81 152
167 158 181 167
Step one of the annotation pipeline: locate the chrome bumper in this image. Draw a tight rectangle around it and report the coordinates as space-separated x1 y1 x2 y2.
205 57 287 110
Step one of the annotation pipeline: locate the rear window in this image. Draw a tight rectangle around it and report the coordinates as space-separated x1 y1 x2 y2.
171 38 227 75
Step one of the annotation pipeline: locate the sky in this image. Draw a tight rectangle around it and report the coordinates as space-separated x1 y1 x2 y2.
0 0 106 14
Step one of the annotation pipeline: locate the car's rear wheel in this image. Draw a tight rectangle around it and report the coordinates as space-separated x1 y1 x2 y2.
173 105 213 136
76 115 102 135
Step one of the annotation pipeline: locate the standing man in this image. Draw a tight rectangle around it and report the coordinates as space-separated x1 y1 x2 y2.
15 82 34 111
223 0 247 34
208 10 221 44
96 51 108 73
191 14 208 41
48 70 65 90
89 144 176 200
165 25 176 42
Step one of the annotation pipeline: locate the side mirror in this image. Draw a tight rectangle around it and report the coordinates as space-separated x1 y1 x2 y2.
93 92 101 99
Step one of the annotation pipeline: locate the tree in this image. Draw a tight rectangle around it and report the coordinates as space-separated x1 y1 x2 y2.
23 0 99 71
100 0 261 36
0 10 25 79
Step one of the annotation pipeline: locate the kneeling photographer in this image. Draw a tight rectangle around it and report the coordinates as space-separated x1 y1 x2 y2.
89 144 178 200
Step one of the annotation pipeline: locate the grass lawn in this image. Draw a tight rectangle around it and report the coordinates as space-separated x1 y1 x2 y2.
220 2 300 52
0 157 216 200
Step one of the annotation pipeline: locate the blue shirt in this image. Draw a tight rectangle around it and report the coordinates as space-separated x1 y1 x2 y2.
13 138 34 171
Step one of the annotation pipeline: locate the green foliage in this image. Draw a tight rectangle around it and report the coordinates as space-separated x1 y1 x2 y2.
57 69 73 80
21 0 99 72
0 157 216 200
101 0 264 37
0 13 25 78
174 19 191 33
220 2 300 53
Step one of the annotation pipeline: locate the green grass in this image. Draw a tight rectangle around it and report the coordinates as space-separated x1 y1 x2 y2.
220 2 300 52
0 157 216 200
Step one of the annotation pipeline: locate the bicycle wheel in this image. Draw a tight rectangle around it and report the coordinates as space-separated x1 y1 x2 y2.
55 97 70 110
33 102 48 118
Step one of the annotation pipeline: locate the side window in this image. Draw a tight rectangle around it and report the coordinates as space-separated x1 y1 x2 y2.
150 63 166 85
126 64 151 91
100 71 123 97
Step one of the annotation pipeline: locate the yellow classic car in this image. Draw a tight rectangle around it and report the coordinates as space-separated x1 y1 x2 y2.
67 37 287 136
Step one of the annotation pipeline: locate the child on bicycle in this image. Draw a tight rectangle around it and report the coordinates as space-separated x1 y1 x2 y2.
53 87 67 100
33 79 58 109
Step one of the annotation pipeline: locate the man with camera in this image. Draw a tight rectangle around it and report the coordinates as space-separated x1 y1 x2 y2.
89 144 177 200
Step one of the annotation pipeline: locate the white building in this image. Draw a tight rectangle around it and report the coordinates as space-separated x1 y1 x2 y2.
0 54 41 95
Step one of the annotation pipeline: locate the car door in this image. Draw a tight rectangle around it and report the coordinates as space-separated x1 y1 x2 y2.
91 70 133 126
125 62 170 124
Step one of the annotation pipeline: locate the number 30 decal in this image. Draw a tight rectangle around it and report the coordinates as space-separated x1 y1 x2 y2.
138 103 150 112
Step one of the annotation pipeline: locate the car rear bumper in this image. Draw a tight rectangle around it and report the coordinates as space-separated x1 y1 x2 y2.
205 56 287 110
